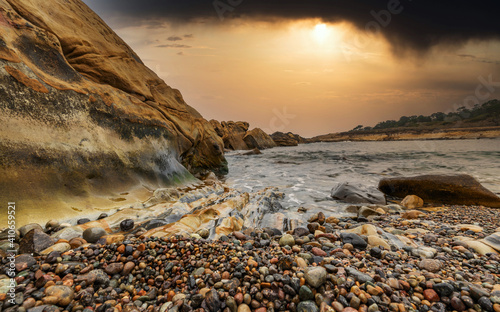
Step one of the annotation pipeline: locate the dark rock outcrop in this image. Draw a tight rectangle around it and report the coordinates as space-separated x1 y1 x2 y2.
0 0 226 225
271 132 308 146
331 182 386 205
379 174 500 207
209 120 275 150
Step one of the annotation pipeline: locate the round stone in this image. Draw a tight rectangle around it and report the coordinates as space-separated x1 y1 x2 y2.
44 285 74 306
297 301 319 312
299 286 314 301
82 227 106 243
304 267 327 288
279 234 295 247
120 219 134 232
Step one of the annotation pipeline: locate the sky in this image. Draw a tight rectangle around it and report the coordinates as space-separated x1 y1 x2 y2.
82 0 500 137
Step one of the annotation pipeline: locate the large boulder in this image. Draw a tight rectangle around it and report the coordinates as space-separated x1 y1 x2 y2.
378 174 500 207
0 0 226 225
270 132 307 146
331 182 386 205
243 128 277 150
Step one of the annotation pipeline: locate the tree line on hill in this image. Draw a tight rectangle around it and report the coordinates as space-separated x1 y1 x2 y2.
350 99 500 132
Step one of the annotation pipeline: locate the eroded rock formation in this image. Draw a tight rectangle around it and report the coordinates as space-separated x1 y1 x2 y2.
209 120 276 150
271 131 308 146
0 0 226 224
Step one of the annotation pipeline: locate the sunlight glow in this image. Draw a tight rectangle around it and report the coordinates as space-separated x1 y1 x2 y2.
313 23 329 43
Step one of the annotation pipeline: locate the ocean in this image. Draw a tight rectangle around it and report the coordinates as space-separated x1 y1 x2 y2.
225 139 500 214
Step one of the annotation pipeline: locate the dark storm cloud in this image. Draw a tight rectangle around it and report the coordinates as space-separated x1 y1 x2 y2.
457 54 500 65
83 0 500 53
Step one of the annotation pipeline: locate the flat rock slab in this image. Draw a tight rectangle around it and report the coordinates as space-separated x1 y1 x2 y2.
378 174 500 207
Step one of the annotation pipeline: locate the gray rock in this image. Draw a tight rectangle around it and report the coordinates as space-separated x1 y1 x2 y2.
279 234 295 247
304 267 327 288
346 267 374 284
412 247 437 259
82 227 107 243
203 288 221 312
51 227 84 241
19 223 43 237
341 233 367 250
293 227 310 237
478 297 494 312
470 286 490 300
433 283 455 297
299 285 314 301
418 259 442 272
331 182 386 205
45 220 59 230
297 301 319 312
19 229 54 254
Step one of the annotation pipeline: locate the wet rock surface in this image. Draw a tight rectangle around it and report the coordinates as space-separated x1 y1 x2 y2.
379 174 500 207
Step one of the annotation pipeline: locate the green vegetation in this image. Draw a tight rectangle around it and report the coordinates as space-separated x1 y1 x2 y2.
350 99 500 132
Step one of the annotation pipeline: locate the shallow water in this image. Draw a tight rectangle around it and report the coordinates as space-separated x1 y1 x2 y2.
225 139 500 213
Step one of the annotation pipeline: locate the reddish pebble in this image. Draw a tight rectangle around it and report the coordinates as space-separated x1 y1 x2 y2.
234 293 244 305
311 247 327 257
117 245 125 254
423 289 440 302
270 258 279 264
167 290 175 301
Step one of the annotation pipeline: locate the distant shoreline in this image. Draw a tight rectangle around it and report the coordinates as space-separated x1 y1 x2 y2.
307 126 500 143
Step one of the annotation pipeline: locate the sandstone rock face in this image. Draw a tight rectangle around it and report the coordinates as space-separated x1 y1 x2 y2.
271 132 307 146
0 0 226 226
209 120 249 150
379 175 500 208
209 120 275 150
243 128 277 150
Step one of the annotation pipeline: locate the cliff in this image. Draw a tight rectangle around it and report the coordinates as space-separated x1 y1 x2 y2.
0 0 226 225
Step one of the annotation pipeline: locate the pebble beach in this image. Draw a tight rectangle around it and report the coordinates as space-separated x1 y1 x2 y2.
2 202 500 312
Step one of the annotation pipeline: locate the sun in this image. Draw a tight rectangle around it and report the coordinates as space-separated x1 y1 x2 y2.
313 23 329 43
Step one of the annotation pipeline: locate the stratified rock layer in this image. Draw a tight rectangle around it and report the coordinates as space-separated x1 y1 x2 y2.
0 0 226 226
